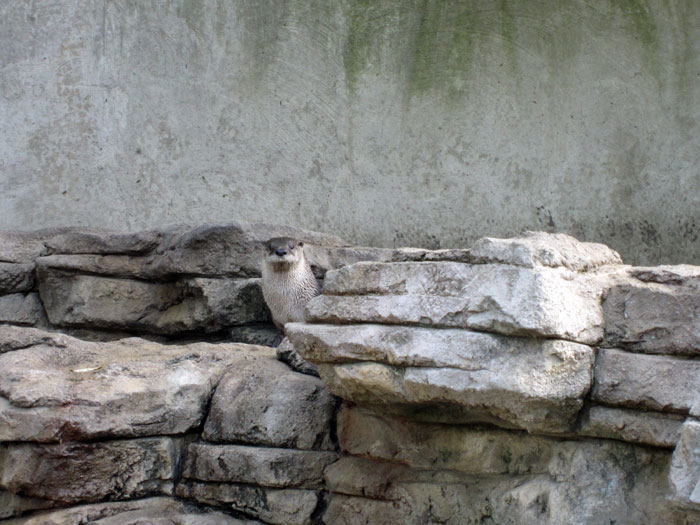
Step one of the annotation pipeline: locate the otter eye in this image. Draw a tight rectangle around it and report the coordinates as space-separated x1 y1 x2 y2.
298 241 304 247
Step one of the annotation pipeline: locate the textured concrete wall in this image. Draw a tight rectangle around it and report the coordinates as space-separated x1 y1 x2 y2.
1 0 698 265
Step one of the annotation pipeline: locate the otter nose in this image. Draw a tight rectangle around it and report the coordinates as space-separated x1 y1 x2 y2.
275 248 287 256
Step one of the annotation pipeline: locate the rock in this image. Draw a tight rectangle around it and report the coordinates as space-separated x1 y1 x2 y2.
37 268 269 334
287 323 594 432
603 267 700 356
277 336 319 376
231 325 282 347
669 419 700 510
203 360 335 450
0 324 66 354
0 263 34 294
311 262 604 344
182 442 337 488
43 227 175 255
322 496 412 525
0 438 181 504
35 254 156 279
389 247 473 263
0 327 276 442
0 231 49 263
0 293 46 326
144 222 347 278
0 490 52 519
0 497 258 525
469 231 622 271
176 481 319 525
592 348 700 414
577 405 684 448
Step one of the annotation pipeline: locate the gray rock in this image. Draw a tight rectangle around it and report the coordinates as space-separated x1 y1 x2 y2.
176 481 319 525
36 253 157 279
470 231 622 271
43 227 177 255
0 263 34 295
230 325 281 347
38 268 269 334
670 419 700 510
322 496 412 525
0 231 48 263
0 490 52 519
0 324 67 354
277 336 319 376
0 438 181 504
389 247 473 263
0 327 276 441
577 405 685 448
592 348 700 414
1 497 258 525
203 360 335 450
603 267 700 356
311 262 604 344
287 323 594 432
182 442 337 488
0 293 46 326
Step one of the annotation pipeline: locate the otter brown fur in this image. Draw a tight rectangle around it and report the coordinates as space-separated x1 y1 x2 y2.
261 237 320 332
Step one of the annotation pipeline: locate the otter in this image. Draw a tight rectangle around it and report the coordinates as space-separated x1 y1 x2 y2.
261 237 320 333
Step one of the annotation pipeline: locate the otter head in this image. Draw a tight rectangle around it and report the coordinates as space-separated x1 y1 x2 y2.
264 237 306 272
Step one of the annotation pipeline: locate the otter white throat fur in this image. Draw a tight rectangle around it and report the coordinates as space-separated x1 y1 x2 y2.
261 237 320 332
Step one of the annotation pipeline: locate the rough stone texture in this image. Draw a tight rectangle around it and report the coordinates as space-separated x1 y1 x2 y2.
37 268 269 334
670 420 700 510
311 262 604 343
603 266 700 356
470 231 623 271
0 490 52 520
176 481 318 525
592 348 700 414
577 405 685 448
0 326 276 442
183 443 337 489
1 497 258 525
203 360 336 450
0 438 181 504
288 323 594 432
0 263 34 295
0 293 46 326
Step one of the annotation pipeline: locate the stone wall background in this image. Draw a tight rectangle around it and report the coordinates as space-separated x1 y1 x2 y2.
1 223 699 524
1 1 699 265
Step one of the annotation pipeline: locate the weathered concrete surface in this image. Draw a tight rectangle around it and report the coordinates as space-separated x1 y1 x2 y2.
1 2 699 265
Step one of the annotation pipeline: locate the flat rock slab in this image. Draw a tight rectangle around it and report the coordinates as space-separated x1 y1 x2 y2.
311 262 604 344
182 443 337 489
603 266 700 356
287 323 594 432
37 267 270 334
1 497 259 525
0 263 34 294
670 420 700 510
0 437 181 504
577 405 685 448
203 359 335 450
0 325 276 442
592 348 700 414
0 293 46 326
176 481 318 525
0 490 52 519
470 231 622 271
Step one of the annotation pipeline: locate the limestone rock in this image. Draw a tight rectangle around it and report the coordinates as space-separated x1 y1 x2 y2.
231 325 282 347
603 266 700 356
287 323 594 432
311 262 604 344
592 348 700 414
176 481 318 525
182 442 337 488
577 405 684 448
0 293 46 326
322 496 412 525
670 419 700 510
0 263 34 294
277 336 318 376
38 268 269 334
0 490 52 519
203 360 335 450
35 254 157 279
0 327 276 442
470 231 622 271
389 247 473 263
0 231 49 263
0 438 181 504
43 227 175 255
1 497 258 525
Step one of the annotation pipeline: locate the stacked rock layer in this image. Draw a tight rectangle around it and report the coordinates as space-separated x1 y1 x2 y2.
0 224 698 524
